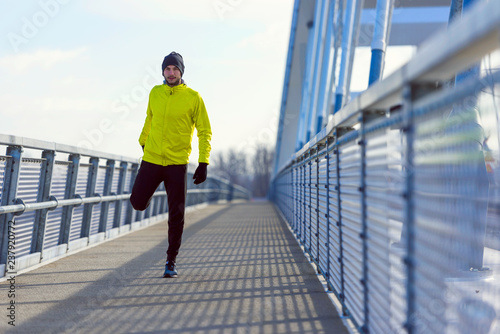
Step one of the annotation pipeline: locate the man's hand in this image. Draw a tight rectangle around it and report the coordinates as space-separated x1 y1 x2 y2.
193 163 208 185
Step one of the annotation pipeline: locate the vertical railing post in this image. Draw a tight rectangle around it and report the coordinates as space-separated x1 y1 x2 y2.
222 181 227 202
0 146 23 266
306 150 313 252
325 137 333 286
302 158 306 244
125 163 138 225
295 161 299 237
359 111 369 333
228 183 234 202
289 169 292 216
296 161 300 238
99 159 115 233
316 144 322 267
113 161 127 228
299 159 303 244
297 162 300 239
293 162 297 233
59 154 80 245
303 158 306 242
334 128 346 314
31 150 56 254
136 204 145 221
299 158 304 242
292 164 296 229
80 157 99 238
223 181 228 202
402 85 416 334
285 170 289 220
291 163 296 233
305 156 309 248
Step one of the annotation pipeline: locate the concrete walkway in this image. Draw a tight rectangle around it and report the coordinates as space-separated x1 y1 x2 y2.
0 201 349 334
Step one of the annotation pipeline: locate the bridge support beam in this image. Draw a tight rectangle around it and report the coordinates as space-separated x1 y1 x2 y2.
368 0 394 85
334 0 365 113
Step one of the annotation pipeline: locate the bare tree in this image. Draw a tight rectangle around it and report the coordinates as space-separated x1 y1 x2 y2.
210 144 274 198
210 148 250 189
210 151 227 178
251 144 274 198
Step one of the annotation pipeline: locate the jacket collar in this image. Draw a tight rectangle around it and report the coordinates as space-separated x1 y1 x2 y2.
163 78 185 86
163 80 186 94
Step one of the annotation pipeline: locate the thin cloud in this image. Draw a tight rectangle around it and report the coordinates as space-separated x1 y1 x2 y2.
81 0 294 22
0 94 108 119
212 0 294 21
82 0 218 21
236 22 290 53
0 47 87 73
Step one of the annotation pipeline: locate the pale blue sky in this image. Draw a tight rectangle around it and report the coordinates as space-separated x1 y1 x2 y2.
1 1 451 164
0 0 295 162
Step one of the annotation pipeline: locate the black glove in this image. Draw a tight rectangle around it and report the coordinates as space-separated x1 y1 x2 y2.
193 163 208 185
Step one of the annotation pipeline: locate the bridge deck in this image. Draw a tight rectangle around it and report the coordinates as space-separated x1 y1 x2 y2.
0 201 349 334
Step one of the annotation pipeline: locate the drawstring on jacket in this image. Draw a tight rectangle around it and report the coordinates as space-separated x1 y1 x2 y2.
162 80 176 95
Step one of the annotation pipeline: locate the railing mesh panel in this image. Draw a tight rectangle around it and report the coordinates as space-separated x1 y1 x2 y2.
15 159 42 257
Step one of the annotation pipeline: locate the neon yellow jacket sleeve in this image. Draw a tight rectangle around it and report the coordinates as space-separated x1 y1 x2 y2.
194 95 212 164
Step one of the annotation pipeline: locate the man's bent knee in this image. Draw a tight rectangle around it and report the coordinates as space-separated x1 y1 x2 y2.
130 196 149 211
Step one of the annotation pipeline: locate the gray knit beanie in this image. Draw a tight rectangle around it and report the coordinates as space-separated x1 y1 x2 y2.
162 52 184 76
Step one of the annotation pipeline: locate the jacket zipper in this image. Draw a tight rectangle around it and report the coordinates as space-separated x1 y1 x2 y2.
164 88 173 165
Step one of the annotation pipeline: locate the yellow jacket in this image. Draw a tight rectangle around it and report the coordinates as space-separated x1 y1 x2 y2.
139 83 212 166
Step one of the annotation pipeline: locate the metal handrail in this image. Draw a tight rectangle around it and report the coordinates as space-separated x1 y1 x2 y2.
0 188 234 215
0 134 139 164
